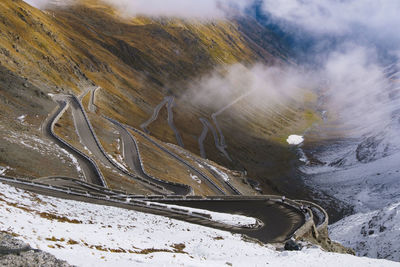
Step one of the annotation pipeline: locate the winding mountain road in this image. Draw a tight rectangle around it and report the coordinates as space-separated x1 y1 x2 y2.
198 117 231 161
141 96 184 147
17 91 329 245
50 91 222 195
122 120 227 195
0 175 318 244
42 98 105 186
88 86 99 112
61 94 111 167
200 91 253 162
198 118 209 158
51 94 168 194
106 117 192 195
167 142 241 195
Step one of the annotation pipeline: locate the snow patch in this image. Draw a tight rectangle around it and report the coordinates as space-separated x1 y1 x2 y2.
107 152 129 172
150 202 258 228
189 173 201 184
3 131 83 178
204 163 229 181
287 135 304 145
60 148 82 173
298 148 309 164
0 166 10 175
17 114 27 123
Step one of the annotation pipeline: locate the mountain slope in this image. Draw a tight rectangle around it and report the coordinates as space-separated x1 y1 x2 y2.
0 0 316 195
330 201 400 261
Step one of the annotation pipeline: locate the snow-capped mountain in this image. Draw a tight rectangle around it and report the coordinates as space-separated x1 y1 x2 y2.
330 201 400 261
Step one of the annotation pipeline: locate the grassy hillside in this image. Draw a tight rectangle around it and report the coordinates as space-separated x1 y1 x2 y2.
0 0 318 196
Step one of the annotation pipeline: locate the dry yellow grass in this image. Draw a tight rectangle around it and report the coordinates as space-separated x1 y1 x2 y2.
0 0 317 195
128 129 218 195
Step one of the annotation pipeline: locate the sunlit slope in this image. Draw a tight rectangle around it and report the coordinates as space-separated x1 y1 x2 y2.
0 0 314 194
167 87 320 195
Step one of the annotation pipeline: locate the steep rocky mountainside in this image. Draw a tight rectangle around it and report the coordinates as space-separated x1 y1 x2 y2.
0 0 316 195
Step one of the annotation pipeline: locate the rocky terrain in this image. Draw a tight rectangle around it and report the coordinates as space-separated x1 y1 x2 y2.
0 233 71 267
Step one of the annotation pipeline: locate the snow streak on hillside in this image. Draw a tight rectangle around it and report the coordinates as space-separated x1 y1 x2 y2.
1 182 398 267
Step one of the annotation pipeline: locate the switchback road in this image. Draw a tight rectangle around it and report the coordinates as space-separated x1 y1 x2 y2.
0 176 318 244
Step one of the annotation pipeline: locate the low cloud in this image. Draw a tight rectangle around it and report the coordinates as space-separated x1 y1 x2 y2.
24 0 252 19
24 0 52 9
261 0 400 55
262 0 400 36
183 44 398 140
100 0 252 19
251 0 400 138
183 64 315 116
23 0 75 9
320 46 396 135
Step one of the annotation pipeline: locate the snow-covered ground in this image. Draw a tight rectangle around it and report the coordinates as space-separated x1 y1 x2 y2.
2 130 83 177
330 201 400 262
0 166 10 175
149 201 259 228
189 173 202 184
302 149 400 212
204 162 230 181
300 110 400 261
1 182 398 266
301 135 400 261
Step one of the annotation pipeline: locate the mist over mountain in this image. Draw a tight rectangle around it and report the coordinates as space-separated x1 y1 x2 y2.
248 0 400 261
25 0 253 18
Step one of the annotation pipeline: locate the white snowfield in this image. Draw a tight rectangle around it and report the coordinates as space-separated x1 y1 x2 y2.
147 202 259 228
330 201 400 262
0 182 398 267
302 140 400 261
287 135 304 145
